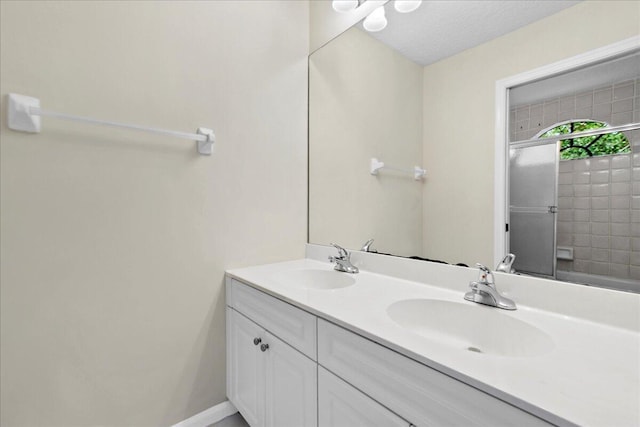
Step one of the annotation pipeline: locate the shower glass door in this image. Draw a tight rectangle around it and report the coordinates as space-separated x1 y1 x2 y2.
509 141 559 277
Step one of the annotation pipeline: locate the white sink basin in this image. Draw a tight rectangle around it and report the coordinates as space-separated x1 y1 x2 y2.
273 269 356 290
387 299 554 357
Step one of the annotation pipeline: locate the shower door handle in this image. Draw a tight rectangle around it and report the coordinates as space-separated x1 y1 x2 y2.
548 206 557 213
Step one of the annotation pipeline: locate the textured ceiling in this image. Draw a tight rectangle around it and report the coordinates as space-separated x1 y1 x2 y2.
362 0 581 66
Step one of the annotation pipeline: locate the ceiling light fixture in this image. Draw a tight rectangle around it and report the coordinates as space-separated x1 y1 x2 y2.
394 0 422 13
363 6 387 32
332 0 360 13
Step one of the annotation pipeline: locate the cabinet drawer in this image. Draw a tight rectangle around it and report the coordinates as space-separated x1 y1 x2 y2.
318 319 551 427
227 278 316 360
319 366 409 427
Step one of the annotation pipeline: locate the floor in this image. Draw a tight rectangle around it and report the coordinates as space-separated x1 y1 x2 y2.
208 412 249 427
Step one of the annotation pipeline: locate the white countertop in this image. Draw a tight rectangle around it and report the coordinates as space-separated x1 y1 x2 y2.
227 255 640 427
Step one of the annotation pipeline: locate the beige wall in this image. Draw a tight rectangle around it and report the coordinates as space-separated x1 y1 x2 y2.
422 1 640 266
0 1 308 426
309 27 424 257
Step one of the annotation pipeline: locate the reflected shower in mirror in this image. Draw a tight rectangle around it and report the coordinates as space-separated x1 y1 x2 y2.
508 52 640 292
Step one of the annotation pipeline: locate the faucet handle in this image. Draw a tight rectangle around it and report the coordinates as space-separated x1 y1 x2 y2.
360 239 375 252
330 243 349 259
475 263 494 285
496 253 516 273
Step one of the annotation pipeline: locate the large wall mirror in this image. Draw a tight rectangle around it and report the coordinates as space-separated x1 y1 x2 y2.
309 1 640 292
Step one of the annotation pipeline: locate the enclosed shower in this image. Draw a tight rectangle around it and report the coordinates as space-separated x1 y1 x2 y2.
507 52 640 291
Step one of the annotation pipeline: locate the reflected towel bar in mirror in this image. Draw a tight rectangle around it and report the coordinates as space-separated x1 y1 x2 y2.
370 157 426 180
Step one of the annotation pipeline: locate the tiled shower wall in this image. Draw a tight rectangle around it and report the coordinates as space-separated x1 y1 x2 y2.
510 78 640 281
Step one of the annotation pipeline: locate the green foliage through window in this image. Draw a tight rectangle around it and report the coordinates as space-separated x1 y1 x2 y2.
539 121 630 160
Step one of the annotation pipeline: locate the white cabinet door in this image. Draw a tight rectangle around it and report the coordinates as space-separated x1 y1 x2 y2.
318 367 409 427
265 331 317 427
228 308 265 427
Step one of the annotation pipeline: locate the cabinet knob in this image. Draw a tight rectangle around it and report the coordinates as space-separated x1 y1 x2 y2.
260 343 269 352
253 337 262 345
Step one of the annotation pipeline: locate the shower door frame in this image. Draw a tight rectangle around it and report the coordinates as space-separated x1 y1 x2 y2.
493 35 640 267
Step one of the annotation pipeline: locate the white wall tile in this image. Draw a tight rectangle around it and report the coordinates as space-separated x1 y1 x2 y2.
613 83 635 100
559 184 574 197
591 222 609 235
530 103 543 119
612 98 633 113
611 236 630 250
594 87 613 104
611 250 630 265
558 197 573 209
611 111 633 125
574 209 590 222
611 195 630 209
590 157 610 170
591 170 610 183
515 106 530 121
609 263 630 279
611 154 631 169
573 197 590 209
592 248 609 262
612 223 631 236
573 158 591 171
574 234 591 247
590 196 609 209
611 168 631 182
592 235 610 248
611 182 630 195
574 221 589 234
558 209 573 222
573 171 591 184
575 107 592 119
574 246 591 259
593 103 612 121
591 209 609 222
590 183 609 196
574 259 589 273
611 209 630 223
557 233 572 246
559 96 575 112
575 92 593 109
559 160 573 172
590 261 609 275
559 172 573 185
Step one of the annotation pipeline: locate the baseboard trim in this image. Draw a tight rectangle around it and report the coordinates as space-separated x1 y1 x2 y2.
171 400 238 427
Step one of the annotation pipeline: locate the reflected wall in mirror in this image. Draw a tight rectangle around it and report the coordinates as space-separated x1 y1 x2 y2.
308 0 640 291
309 25 424 258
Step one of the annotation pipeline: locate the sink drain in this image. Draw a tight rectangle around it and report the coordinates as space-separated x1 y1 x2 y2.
467 346 483 353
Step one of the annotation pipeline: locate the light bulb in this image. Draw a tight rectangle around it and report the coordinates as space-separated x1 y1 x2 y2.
332 0 358 13
363 6 387 32
394 0 422 13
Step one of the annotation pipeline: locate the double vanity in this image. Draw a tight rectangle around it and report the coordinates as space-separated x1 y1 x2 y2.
226 244 640 427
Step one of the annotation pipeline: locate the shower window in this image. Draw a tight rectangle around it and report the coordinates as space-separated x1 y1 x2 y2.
537 120 630 160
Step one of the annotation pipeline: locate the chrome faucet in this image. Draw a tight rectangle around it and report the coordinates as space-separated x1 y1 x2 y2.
328 243 359 274
464 264 516 310
496 253 516 274
360 238 377 252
